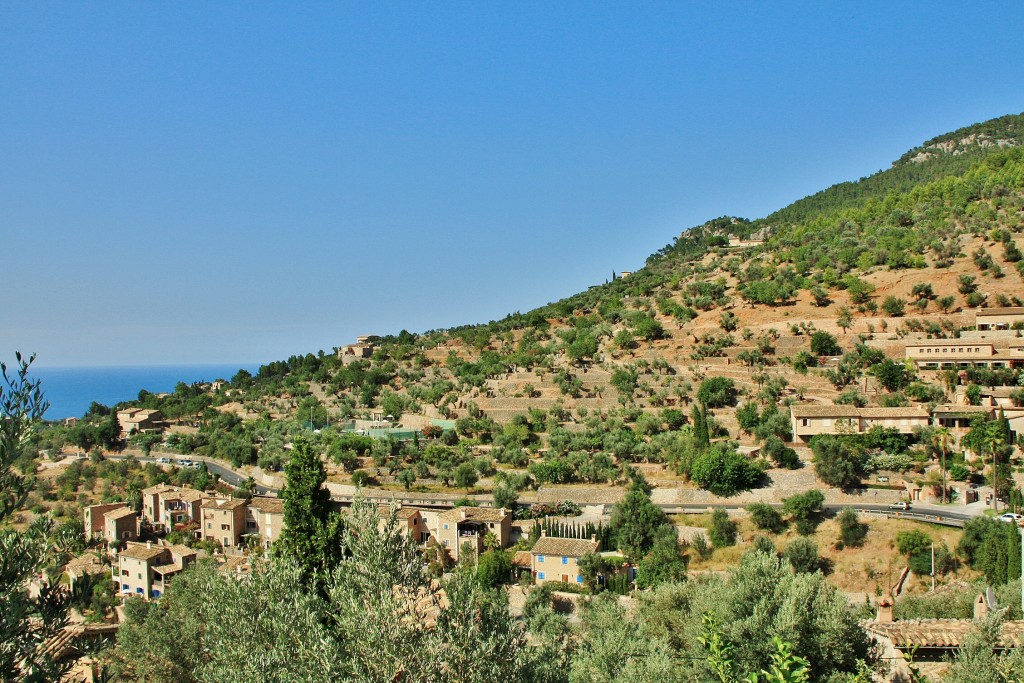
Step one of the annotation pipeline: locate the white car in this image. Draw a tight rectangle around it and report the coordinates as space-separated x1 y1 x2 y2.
156 457 171 464
888 501 911 511
997 512 1024 525
178 459 194 467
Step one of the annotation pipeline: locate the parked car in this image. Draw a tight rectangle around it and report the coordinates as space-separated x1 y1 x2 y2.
997 512 1024 525
156 457 171 464
179 459 194 467
888 501 911 511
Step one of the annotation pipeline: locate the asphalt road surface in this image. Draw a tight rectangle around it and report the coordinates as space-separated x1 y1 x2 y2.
104 454 977 527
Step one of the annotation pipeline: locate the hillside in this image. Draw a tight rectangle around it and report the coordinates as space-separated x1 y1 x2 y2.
44 112 1024 508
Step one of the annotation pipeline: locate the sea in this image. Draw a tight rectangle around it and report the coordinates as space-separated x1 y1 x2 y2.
31 364 260 420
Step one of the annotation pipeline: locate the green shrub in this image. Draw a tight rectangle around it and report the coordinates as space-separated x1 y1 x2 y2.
784 538 823 573
691 444 763 496
837 508 868 548
747 503 787 534
709 509 737 548
783 490 825 536
696 376 738 408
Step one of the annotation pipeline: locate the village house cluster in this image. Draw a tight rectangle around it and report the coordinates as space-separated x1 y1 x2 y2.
81 487 286 600
790 306 1024 446
80 484 537 601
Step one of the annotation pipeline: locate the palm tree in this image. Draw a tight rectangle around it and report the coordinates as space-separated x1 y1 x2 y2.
983 422 1006 512
931 427 954 504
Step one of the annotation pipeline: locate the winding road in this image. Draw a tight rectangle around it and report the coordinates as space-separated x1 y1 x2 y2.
104 453 978 527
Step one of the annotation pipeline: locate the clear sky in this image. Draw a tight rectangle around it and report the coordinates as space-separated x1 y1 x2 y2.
3 2 1024 368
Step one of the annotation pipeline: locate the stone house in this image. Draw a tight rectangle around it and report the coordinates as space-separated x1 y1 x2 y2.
790 405 930 442
141 484 204 533
102 507 139 545
436 507 511 561
200 497 249 549
116 408 167 438
337 335 379 365
975 306 1024 331
245 496 285 548
905 340 1024 370
865 594 1024 679
931 404 994 433
378 504 435 545
114 541 196 600
83 503 130 540
530 533 600 586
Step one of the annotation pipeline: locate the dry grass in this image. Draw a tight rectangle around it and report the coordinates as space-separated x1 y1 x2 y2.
683 513 976 595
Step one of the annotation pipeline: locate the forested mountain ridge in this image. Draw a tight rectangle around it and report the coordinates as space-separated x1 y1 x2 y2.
50 112 1024 493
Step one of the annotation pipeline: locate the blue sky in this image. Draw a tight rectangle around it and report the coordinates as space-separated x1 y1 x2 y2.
2 2 1024 367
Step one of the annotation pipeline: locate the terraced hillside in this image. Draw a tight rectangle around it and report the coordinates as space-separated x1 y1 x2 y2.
50 113 1024 507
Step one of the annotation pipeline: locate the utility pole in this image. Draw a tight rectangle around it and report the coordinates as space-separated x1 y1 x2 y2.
993 445 999 513
931 544 935 592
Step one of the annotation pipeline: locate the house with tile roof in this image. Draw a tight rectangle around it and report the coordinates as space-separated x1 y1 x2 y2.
436 506 511 561
116 408 167 438
975 306 1024 331
201 496 249 549
864 594 1024 678
790 405 930 442
83 503 130 540
245 496 285 548
102 507 139 545
378 504 435 545
114 541 197 599
141 484 204 533
905 339 1024 371
530 533 600 586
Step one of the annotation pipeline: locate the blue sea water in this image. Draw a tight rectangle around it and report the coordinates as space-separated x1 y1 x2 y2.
31 364 259 420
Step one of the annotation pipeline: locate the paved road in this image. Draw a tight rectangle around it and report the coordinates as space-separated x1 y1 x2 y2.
104 454 278 495
661 503 973 527
101 454 980 527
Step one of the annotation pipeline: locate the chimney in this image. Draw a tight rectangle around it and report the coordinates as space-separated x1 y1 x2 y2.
974 593 989 620
499 507 506 517
541 528 547 538
876 597 894 623
146 541 153 550
460 509 466 520
590 534 596 542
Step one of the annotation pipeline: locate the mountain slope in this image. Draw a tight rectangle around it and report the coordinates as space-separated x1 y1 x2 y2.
83 113 1024 489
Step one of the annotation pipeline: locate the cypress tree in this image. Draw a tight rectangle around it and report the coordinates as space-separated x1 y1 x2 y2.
276 438 344 581
692 403 710 447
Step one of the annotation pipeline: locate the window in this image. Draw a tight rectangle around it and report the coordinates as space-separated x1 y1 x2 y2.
443 523 449 530
576 575 583 583
801 418 809 427
443 540 449 547
538 572 545 580
538 555 545 562
207 523 211 529
562 556 568 564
